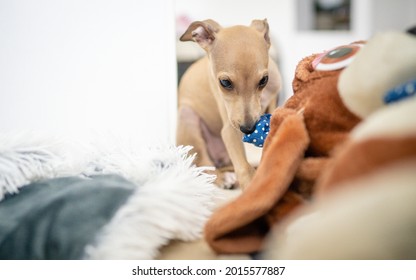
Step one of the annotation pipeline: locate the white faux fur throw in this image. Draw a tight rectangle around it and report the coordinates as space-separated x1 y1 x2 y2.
0 131 218 259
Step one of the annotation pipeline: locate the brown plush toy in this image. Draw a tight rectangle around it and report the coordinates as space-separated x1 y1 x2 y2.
264 31 416 259
205 42 363 254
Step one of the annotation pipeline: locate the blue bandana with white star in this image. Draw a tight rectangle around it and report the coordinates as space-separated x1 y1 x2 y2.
242 114 271 148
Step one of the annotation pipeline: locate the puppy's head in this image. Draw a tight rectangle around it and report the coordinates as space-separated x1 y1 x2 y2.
181 19 271 134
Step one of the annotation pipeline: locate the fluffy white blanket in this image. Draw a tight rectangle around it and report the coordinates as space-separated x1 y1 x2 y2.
0 132 218 259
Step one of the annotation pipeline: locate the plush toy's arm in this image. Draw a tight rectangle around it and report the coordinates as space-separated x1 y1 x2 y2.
205 111 310 254
262 107 303 154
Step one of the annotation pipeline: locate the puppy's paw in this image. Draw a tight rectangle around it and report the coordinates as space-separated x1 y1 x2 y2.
222 172 237 189
236 167 256 190
215 171 237 189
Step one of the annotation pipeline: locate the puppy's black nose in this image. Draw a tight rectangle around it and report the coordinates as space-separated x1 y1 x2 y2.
240 124 256 134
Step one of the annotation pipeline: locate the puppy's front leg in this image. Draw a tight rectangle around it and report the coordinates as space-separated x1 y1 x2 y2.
221 122 256 189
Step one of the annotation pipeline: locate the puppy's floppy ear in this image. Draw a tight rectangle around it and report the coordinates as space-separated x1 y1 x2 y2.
250 19 271 47
180 19 221 51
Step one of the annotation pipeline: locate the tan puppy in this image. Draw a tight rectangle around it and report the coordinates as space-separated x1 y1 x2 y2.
177 19 281 189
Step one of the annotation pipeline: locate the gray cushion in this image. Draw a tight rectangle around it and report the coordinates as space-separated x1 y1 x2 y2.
0 175 134 259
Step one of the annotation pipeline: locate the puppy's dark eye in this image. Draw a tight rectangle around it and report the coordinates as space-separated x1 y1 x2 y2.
219 79 233 90
259 75 268 88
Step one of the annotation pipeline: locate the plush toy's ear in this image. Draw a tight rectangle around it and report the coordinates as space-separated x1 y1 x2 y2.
179 19 221 51
250 19 271 48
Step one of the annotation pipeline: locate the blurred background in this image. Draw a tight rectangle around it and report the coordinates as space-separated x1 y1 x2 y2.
0 0 177 143
0 0 415 145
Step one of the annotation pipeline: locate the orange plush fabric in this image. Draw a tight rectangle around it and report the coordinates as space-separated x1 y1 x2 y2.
316 136 416 197
205 43 362 254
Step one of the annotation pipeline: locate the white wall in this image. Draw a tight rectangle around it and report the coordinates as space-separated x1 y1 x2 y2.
371 0 416 33
175 0 415 103
0 0 177 143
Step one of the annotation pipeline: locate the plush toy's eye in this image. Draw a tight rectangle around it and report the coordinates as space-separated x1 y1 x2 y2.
312 44 363 71
258 75 269 88
219 79 233 90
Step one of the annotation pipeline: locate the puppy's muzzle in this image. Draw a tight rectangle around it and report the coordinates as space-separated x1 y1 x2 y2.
239 124 257 134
